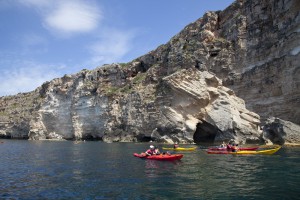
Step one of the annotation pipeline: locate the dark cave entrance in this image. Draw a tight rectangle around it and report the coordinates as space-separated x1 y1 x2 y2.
136 134 152 142
193 121 221 144
264 129 284 145
81 135 102 141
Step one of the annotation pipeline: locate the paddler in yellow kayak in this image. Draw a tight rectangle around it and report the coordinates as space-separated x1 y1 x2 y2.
174 142 179 149
231 144 239 152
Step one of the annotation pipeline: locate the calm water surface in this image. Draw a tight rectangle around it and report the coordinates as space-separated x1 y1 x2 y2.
0 140 299 199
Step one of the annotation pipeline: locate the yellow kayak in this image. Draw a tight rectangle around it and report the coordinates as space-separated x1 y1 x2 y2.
207 146 281 155
162 147 197 151
235 146 281 155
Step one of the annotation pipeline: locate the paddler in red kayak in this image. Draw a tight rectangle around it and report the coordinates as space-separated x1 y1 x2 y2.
226 141 239 152
145 145 160 156
226 143 232 151
220 141 226 147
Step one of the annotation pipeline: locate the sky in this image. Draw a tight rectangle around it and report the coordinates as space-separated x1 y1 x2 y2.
0 0 234 96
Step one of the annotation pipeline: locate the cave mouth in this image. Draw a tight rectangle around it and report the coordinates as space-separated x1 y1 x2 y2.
79 135 102 141
193 121 221 144
136 135 152 142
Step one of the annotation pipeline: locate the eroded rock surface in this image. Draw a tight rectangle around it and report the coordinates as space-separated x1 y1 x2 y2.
153 69 262 144
263 117 300 145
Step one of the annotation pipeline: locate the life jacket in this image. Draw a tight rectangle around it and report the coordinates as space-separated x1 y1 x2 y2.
146 149 155 155
226 144 232 150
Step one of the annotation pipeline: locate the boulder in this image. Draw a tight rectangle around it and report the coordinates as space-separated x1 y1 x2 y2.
263 117 300 145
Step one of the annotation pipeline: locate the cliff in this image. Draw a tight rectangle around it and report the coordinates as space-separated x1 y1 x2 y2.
136 0 300 125
0 0 299 144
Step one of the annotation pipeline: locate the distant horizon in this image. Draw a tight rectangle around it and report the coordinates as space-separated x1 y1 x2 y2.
0 0 234 97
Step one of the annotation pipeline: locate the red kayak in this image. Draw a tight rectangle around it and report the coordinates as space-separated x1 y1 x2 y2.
208 146 259 151
133 153 183 161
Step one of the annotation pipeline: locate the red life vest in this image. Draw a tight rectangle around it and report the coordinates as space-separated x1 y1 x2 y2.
227 144 232 150
146 149 155 155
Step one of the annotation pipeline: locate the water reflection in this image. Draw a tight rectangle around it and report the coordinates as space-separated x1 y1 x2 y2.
144 159 182 178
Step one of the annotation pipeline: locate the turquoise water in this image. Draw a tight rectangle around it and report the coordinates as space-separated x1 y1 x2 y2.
0 140 299 199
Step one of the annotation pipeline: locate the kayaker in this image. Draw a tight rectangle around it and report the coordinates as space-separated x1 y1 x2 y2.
154 146 160 155
174 142 179 149
220 141 226 147
145 145 160 156
231 144 239 152
226 143 232 151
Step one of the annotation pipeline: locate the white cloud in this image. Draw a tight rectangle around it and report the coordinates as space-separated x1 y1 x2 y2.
44 1 102 34
19 0 102 36
0 60 62 96
16 0 136 66
87 29 136 66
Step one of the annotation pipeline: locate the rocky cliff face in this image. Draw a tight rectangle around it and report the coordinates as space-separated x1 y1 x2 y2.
29 67 262 144
0 0 299 144
0 65 263 144
136 0 300 124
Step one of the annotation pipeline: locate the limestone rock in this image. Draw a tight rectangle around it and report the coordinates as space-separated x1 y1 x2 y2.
263 117 300 145
154 68 262 144
136 0 300 125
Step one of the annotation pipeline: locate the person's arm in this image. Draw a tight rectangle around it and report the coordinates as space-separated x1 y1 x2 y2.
145 150 151 156
156 149 160 155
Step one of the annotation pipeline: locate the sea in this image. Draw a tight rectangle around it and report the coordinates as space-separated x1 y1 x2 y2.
0 140 299 200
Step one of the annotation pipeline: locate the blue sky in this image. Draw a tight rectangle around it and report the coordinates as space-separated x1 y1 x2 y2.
0 0 233 96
